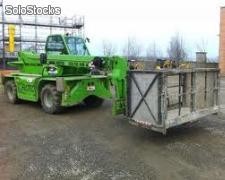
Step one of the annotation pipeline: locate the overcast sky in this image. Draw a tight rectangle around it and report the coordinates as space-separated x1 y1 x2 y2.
4 0 225 59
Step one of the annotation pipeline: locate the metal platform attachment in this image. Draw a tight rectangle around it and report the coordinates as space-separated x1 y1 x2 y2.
127 68 220 134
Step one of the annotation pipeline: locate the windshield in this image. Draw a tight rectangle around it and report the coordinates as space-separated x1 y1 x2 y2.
65 37 89 55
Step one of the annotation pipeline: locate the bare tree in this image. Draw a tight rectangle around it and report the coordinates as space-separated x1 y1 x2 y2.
146 41 162 60
167 33 187 61
196 38 208 53
102 40 116 56
122 37 142 60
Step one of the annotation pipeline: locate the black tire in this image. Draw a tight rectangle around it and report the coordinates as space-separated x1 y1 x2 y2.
41 84 62 114
84 95 104 108
4 80 19 104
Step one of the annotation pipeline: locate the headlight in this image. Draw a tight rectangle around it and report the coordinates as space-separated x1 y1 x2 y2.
48 66 58 76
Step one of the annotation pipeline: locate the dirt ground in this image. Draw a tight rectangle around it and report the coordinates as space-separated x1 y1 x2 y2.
1 78 225 180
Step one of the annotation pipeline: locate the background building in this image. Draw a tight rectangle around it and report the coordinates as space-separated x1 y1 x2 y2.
0 0 85 69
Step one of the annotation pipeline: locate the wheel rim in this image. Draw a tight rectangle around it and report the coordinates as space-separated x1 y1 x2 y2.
7 86 14 101
43 90 53 108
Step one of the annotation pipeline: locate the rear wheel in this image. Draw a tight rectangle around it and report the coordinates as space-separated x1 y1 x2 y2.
84 95 104 108
41 84 62 114
4 80 19 104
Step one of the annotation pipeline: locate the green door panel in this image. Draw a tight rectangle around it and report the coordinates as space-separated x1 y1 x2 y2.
15 76 39 101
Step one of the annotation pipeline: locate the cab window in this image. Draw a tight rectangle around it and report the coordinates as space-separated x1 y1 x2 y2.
65 37 89 55
46 36 65 53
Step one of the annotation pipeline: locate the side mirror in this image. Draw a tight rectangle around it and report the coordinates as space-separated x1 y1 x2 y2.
40 53 47 64
85 38 90 43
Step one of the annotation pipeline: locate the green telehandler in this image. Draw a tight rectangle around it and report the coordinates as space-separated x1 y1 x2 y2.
1 34 128 114
1 34 220 134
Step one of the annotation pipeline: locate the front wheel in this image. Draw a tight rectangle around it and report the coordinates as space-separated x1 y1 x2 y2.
4 80 19 104
84 96 104 108
41 84 62 114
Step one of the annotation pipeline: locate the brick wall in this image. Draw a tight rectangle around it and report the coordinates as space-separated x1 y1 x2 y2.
219 7 225 75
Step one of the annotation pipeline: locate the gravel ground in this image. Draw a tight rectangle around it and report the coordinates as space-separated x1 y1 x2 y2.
1 78 225 180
